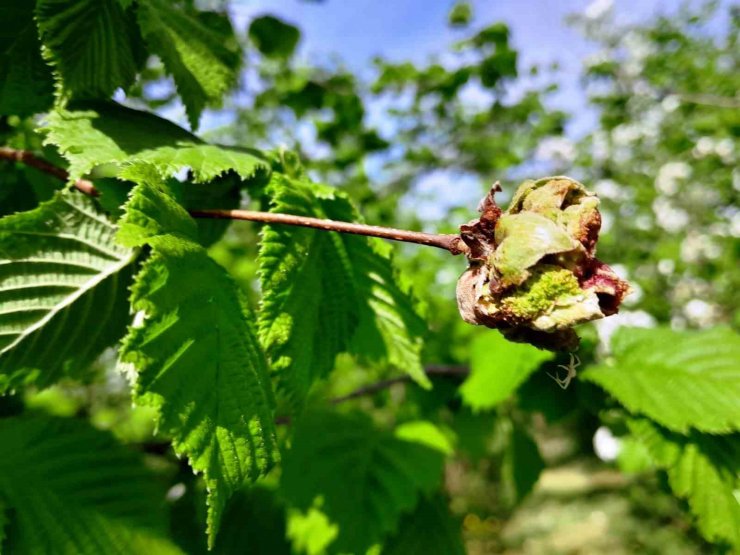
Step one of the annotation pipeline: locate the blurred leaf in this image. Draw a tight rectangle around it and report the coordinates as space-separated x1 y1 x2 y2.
502 423 544 504
583 327 740 433
460 331 554 412
517 359 579 422
616 435 654 475
249 16 300 59
213 487 291 555
448 2 473 27
395 420 454 455
36 0 142 98
450 407 495 461
137 1 240 129
629 418 740 547
280 411 444 554
0 2 54 116
287 503 338 555
381 495 465 555
0 415 180 554
0 496 6 550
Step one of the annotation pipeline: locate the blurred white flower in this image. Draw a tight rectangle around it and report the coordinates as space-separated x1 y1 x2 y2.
584 50 611 69
652 197 690 233
661 94 681 112
166 483 187 502
657 259 675 276
593 426 621 462
623 282 642 306
634 214 653 230
593 178 623 200
612 124 641 146
715 138 734 162
536 136 576 165
693 136 715 158
600 210 613 233
624 31 653 61
584 0 613 20
655 161 691 195
731 213 740 238
680 232 721 263
592 131 609 161
683 299 719 328
595 309 656 352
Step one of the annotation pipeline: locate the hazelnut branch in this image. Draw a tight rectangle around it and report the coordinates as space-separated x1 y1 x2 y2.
0 146 468 255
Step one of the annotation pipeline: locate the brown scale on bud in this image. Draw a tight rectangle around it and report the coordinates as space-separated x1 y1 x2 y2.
456 176 630 351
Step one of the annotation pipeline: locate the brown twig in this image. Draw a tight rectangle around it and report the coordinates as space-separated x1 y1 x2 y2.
328 364 469 404
1 146 467 255
275 364 470 425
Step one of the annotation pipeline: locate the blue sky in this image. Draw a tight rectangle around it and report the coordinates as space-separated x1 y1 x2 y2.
226 0 729 137
195 0 730 221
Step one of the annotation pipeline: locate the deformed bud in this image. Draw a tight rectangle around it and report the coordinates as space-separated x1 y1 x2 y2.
456 176 630 351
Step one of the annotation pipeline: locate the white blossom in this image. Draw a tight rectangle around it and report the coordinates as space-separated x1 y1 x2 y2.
680 232 721 263
593 426 621 462
652 197 690 233
584 0 613 20
715 138 734 162
661 94 681 112
683 299 720 328
655 161 691 195
657 259 675 276
693 136 715 158
591 131 609 161
536 136 576 165
593 178 624 200
595 309 656 352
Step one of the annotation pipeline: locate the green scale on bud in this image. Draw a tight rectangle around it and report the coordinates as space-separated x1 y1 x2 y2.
456 176 630 351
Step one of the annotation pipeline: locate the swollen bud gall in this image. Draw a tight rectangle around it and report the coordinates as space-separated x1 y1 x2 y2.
456 176 630 351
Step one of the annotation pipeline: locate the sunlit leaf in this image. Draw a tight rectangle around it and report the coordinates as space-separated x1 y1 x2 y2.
280 411 444 554
583 327 740 433
460 330 553 411
0 191 135 392
0 415 181 554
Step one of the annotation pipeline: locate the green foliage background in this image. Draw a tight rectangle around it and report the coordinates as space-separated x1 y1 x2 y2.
0 1 737 553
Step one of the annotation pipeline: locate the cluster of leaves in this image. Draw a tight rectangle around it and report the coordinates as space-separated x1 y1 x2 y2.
0 1 447 552
0 1 738 554
570 3 739 324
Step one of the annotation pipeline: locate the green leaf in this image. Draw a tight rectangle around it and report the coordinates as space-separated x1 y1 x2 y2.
460 330 554 412
42 102 270 184
448 1 473 27
35 0 142 99
137 1 240 129
394 420 454 455
280 410 445 554
248 16 300 59
502 423 544 504
118 182 278 546
381 495 465 555
213 487 291 555
0 191 135 392
350 238 430 389
287 503 338 555
258 175 427 405
583 327 740 433
0 2 54 116
629 419 740 547
0 415 181 554
0 497 6 553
